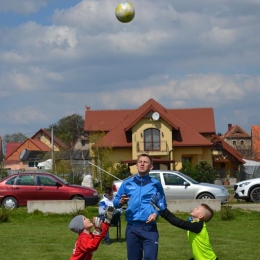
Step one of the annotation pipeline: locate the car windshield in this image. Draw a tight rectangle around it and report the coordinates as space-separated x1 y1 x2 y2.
176 171 199 184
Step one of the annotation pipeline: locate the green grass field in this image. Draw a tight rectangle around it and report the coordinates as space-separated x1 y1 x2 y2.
0 206 260 260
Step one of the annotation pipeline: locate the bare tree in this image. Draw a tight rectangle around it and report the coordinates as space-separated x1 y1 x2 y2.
3 132 27 155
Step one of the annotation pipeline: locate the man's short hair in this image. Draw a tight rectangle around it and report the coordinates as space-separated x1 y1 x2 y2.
137 153 153 165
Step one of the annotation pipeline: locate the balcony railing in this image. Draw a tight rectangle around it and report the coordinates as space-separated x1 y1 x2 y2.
136 141 169 153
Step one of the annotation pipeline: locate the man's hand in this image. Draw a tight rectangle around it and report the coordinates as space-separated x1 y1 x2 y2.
150 192 166 212
119 194 129 205
93 217 103 235
146 213 157 223
104 206 115 223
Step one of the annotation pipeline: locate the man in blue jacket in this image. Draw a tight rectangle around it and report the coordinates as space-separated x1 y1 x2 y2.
113 153 166 260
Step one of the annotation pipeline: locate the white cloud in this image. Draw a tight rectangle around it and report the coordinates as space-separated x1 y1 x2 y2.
1 0 260 136
10 105 47 123
0 0 47 14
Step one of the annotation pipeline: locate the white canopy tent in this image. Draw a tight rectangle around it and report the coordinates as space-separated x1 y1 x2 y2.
240 159 260 180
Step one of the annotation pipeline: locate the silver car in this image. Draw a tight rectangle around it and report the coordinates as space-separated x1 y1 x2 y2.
112 170 229 204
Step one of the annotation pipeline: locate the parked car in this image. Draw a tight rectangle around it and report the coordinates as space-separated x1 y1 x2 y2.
112 170 229 204
234 178 260 202
0 172 100 209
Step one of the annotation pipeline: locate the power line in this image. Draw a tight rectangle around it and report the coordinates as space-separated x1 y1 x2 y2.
0 110 34 131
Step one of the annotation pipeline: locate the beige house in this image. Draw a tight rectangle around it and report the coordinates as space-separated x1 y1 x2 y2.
222 124 252 157
84 99 244 174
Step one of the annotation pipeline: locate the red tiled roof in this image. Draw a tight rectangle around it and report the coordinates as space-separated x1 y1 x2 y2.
29 139 51 151
85 99 214 148
5 142 22 157
169 107 215 134
252 125 260 159
85 109 134 131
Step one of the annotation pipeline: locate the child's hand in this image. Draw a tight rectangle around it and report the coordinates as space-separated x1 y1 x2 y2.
93 217 103 234
104 206 115 223
150 192 166 212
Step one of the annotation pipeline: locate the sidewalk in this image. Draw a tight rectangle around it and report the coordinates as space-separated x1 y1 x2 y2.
225 194 260 211
229 203 260 211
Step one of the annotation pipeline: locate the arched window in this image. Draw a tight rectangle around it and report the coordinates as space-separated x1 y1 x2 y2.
144 128 160 151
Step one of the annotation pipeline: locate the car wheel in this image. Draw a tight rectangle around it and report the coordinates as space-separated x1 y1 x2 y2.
250 187 260 202
2 197 18 209
197 193 215 200
71 196 84 201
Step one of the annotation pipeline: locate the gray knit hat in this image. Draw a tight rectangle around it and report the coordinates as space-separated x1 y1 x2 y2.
69 215 84 234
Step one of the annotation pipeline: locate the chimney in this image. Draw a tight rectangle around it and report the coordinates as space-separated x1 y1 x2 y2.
228 124 232 131
86 106 91 110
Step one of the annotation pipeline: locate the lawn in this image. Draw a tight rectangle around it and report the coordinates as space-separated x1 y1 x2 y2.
0 206 260 260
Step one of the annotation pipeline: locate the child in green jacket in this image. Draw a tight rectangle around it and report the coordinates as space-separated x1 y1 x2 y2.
150 193 218 260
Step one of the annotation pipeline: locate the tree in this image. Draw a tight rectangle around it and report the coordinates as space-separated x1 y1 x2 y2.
2 133 27 155
48 114 84 147
89 131 113 190
193 161 216 183
0 163 8 180
181 160 216 183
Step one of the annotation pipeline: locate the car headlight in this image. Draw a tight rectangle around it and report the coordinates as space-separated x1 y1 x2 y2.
220 187 228 193
239 182 251 187
93 191 99 196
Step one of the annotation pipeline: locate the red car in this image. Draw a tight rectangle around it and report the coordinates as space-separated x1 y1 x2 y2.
0 172 100 209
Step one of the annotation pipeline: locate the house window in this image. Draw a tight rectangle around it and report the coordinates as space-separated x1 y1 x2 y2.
144 128 160 151
28 161 39 168
182 157 192 163
232 140 237 145
240 140 244 145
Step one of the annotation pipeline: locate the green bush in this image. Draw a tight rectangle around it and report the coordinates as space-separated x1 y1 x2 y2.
220 204 235 221
181 160 216 183
0 164 8 180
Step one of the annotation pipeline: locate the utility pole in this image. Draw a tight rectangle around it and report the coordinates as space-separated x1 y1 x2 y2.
51 127 54 173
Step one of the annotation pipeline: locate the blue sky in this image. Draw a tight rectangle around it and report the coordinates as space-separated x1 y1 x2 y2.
1 0 260 140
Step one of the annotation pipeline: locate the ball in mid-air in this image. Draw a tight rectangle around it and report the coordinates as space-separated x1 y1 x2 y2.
115 2 135 23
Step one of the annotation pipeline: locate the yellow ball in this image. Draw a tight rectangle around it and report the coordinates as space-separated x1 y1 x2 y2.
115 2 135 23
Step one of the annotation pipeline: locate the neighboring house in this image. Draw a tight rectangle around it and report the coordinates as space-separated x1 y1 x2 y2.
84 98 244 174
73 133 89 150
4 139 50 170
222 124 252 157
31 128 68 151
251 125 260 159
4 129 68 171
211 135 245 181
